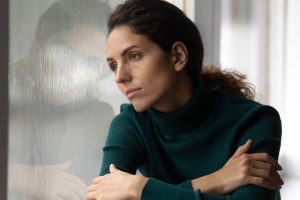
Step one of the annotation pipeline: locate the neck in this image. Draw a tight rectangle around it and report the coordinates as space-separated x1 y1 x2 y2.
148 78 213 134
152 71 194 113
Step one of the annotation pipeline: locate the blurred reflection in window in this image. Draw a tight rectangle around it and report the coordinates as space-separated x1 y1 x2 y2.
8 0 123 199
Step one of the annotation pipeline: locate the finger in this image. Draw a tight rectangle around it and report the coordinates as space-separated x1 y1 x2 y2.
248 176 278 190
63 178 87 199
87 183 102 192
247 153 282 170
109 164 125 174
58 171 87 198
58 171 87 190
57 185 81 200
48 193 59 200
86 191 97 200
250 168 283 188
252 160 282 176
232 139 252 158
52 160 72 170
252 161 284 184
92 176 104 184
109 164 117 173
61 160 72 170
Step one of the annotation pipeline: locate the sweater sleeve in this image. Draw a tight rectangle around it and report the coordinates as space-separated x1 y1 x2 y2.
100 112 145 175
225 105 282 200
142 178 201 200
236 105 282 159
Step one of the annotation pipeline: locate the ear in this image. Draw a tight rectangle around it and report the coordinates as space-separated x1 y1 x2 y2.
170 41 188 72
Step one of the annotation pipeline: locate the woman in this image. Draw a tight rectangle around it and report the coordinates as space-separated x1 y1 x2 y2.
86 0 283 199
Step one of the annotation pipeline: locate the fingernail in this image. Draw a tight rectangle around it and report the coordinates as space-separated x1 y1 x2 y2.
243 139 250 145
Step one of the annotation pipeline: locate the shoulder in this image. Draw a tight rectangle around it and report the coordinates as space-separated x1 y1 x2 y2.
111 103 149 127
215 91 260 110
108 103 148 141
89 101 115 123
216 92 282 156
111 103 142 126
105 103 146 156
215 91 280 120
93 101 115 114
214 91 281 138
109 104 136 131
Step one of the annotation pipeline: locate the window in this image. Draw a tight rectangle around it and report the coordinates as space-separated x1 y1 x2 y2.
8 0 125 199
219 0 300 199
220 0 269 103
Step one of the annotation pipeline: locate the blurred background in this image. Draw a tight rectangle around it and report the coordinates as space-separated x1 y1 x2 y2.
0 0 299 199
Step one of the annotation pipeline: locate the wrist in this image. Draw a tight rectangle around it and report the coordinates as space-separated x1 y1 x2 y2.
191 172 224 195
129 175 148 200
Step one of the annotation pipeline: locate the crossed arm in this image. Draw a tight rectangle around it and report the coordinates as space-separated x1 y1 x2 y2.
86 106 283 200
86 140 283 200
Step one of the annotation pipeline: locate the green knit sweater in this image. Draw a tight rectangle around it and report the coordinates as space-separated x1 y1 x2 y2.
100 81 282 200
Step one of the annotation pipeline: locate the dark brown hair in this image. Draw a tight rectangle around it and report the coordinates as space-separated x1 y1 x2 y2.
34 0 111 47
108 0 255 100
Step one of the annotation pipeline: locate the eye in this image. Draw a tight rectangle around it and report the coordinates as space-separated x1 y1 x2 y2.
129 52 141 61
108 62 118 72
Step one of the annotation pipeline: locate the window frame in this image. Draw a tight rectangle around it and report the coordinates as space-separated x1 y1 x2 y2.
0 0 9 199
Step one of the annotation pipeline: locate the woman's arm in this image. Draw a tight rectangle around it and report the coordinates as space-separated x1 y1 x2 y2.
9 162 87 200
86 141 282 200
87 106 282 200
86 164 148 200
191 139 282 195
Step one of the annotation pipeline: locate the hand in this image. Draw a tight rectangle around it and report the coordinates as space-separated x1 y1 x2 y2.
192 139 284 195
8 161 87 200
86 164 148 200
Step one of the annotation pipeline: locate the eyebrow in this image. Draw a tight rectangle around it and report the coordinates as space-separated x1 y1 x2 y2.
107 45 141 62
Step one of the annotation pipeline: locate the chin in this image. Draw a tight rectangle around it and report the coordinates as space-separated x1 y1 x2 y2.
132 102 150 113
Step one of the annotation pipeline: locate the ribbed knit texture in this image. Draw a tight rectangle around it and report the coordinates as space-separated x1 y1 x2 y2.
100 81 281 200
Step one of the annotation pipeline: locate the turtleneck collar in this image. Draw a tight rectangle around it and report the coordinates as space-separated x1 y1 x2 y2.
147 80 215 134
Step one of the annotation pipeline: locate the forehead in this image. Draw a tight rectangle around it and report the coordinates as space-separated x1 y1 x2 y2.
107 25 158 57
65 24 106 57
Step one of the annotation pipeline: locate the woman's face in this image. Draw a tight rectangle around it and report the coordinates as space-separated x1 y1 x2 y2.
107 25 181 112
35 24 109 105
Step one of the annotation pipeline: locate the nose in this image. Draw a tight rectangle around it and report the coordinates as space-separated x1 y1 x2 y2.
115 62 131 84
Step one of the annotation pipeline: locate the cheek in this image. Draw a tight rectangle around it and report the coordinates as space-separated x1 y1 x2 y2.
145 64 175 89
117 84 125 95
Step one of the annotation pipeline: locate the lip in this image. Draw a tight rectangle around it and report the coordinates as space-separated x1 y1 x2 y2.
126 88 142 99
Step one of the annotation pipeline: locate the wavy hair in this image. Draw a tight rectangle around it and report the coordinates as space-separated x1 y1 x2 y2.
108 0 255 100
